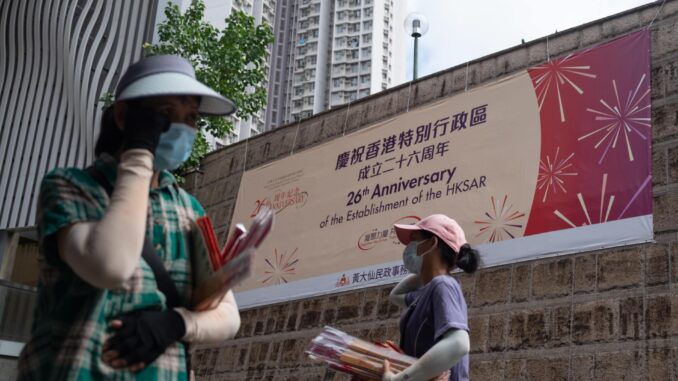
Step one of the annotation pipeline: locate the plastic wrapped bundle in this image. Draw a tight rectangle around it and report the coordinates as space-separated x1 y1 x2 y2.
306 326 449 381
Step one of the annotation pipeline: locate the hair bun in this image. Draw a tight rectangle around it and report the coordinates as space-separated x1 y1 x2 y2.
457 244 480 274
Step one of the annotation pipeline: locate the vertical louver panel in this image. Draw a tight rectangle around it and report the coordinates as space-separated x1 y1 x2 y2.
0 0 158 230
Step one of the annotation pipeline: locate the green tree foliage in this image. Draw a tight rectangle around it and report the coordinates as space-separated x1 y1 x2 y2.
144 0 273 173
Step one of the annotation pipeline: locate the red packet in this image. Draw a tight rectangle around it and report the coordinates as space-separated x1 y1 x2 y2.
196 216 221 271
221 224 246 265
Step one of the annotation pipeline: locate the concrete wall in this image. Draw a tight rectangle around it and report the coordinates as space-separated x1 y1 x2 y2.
185 1 678 379
0 357 18 381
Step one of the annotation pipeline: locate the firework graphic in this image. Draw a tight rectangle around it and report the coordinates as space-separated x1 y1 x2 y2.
259 248 299 285
531 54 597 122
537 147 578 203
578 75 651 164
475 195 526 243
553 173 651 228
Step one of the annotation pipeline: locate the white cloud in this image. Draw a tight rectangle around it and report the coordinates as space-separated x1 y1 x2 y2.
401 0 656 81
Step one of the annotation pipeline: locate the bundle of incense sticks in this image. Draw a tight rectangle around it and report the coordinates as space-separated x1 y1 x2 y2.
307 327 449 381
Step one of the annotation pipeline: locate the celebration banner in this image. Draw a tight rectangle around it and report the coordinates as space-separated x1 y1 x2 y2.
231 30 652 308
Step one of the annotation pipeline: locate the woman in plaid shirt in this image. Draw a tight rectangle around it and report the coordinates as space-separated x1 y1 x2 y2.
18 56 241 380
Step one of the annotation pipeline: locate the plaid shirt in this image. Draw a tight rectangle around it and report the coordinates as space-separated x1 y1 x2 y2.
18 154 206 380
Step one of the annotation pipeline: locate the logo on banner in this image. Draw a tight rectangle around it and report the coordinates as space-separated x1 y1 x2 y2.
250 187 309 217
357 215 420 250
335 274 351 287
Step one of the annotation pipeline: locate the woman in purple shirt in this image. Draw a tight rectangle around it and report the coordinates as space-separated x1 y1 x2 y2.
382 214 480 381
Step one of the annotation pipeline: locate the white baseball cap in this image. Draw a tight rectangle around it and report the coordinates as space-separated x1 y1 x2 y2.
114 55 236 116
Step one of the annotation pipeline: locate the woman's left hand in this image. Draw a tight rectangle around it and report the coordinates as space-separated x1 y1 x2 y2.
102 309 186 371
102 319 146 372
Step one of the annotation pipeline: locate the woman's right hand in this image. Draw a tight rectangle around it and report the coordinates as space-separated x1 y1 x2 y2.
121 107 171 154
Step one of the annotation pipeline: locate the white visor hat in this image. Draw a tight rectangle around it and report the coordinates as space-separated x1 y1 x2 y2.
114 55 236 116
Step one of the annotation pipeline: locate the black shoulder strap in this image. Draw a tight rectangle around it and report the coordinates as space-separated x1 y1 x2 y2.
86 166 182 309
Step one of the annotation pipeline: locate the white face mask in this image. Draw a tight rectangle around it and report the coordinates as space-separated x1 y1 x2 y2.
402 237 435 274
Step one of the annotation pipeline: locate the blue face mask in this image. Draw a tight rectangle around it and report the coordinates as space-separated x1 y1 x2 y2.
154 123 197 171
402 238 434 274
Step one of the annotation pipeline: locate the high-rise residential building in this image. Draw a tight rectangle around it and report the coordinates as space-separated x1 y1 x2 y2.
265 0 405 130
158 0 405 141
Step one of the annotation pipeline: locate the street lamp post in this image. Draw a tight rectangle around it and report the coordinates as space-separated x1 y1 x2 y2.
405 13 429 80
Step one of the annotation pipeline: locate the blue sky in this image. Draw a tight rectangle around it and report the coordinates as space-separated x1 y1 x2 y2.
403 0 657 81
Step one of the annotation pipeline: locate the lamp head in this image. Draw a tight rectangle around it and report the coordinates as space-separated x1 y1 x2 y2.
404 13 429 38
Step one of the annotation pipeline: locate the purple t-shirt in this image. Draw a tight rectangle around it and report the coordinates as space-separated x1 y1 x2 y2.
400 275 470 381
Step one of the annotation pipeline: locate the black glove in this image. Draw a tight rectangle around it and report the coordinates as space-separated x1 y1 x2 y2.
108 308 186 366
122 107 171 153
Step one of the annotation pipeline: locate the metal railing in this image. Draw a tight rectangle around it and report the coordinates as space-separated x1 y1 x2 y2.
0 280 36 342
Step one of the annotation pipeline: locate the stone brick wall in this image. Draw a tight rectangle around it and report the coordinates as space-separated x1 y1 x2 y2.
186 2 678 379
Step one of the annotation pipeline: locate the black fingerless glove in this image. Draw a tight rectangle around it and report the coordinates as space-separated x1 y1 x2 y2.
109 309 186 366
121 107 171 154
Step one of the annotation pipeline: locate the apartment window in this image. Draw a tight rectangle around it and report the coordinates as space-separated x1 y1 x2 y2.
362 34 371 43
361 74 370 83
